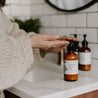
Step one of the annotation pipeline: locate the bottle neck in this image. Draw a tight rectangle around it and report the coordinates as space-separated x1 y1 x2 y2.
68 50 74 54
74 41 79 46
82 45 88 48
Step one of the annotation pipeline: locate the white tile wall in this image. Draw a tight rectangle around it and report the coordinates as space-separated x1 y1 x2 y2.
11 5 31 17
88 13 98 27
67 14 86 27
6 0 20 4
76 29 97 43
89 44 98 59
31 5 43 16
3 0 98 68
43 28 58 35
21 0 31 5
51 15 67 27
3 0 32 18
91 59 98 71
43 4 57 15
31 0 44 4
40 16 51 27
58 28 76 36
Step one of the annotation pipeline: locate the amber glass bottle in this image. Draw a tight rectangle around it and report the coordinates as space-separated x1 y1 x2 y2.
64 40 78 81
73 34 80 55
79 34 91 71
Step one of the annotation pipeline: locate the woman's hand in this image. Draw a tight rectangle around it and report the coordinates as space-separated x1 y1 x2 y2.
30 34 78 53
47 44 69 53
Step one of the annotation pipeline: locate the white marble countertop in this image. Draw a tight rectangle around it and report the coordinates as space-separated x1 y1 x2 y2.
8 61 98 98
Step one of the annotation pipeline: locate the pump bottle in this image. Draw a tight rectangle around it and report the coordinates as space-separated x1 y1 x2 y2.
73 34 80 55
64 40 78 81
79 34 91 71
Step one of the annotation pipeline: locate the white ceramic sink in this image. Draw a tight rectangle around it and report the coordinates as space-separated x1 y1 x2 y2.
23 60 98 84
23 61 63 83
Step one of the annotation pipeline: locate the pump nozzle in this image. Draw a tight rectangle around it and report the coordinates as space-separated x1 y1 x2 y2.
73 34 79 46
74 34 77 38
67 40 75 51
82 34 88 46
83 34 87 40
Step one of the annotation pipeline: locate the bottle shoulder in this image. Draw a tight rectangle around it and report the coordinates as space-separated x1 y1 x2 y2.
75 46 80 52
65 53 78 60
79 46 91 52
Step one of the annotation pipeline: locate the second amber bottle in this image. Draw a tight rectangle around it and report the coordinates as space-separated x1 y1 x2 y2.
79 34 91 71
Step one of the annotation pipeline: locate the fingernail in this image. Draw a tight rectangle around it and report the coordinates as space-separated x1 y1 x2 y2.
66 41 70 44
52 46 56 48
56 36 60 39
66 43 69 46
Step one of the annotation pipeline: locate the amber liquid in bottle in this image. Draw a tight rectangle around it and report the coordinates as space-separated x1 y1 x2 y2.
79 34 91 71
64 40 78 81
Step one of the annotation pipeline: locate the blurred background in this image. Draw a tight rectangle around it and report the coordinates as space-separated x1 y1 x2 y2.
3 0 98 70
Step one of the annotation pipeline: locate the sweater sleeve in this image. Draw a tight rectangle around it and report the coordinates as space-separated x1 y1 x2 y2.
0 10 44 90
0 34 34 90
2 10 45 66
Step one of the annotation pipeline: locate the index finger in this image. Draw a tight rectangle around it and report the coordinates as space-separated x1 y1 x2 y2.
57 36 78 41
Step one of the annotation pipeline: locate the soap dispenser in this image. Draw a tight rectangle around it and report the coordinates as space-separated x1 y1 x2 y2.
64 40 78 81
73 34 80 55
79 34 91 71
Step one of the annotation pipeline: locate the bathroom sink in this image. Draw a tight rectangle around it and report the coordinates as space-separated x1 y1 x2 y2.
23 61 63 84
23 61 98 84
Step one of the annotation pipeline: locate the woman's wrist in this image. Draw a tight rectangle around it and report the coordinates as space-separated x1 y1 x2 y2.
30 37 36 48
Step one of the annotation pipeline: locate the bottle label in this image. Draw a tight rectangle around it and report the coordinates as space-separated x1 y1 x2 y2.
64 60 78 75
79 52 91 65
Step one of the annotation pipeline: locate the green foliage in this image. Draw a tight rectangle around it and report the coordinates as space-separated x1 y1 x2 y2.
11 18 41 33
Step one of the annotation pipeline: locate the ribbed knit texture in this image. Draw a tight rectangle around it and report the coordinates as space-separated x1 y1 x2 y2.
0 9 43 97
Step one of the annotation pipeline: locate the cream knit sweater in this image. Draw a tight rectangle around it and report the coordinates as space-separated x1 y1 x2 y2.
0 9 43 98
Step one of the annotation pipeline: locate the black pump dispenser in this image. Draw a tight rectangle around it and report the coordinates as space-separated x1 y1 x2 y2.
67 40 74 51
73 34 79 45
82 34 88 46
74 34 77 38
